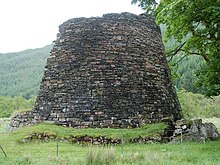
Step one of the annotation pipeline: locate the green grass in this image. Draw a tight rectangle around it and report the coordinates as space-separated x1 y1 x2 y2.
8 122 166 142
0 120 220 164
0 138 220 164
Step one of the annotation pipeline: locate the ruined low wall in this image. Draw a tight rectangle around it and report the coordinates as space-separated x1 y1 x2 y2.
11 12 182 129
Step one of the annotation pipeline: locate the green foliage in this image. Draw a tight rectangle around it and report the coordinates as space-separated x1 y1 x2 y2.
0 97 14 118
177 90 220 119
171 54 206 94
133 0 220 96
0 96 36 118
0 45 52 98
159 24 204 93
196 57 220 96
132 0 158 13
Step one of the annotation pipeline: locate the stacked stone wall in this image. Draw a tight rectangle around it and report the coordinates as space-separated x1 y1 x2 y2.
11 12 182 128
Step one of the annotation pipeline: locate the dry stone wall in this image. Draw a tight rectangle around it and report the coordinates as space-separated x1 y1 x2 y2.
11 12 182 128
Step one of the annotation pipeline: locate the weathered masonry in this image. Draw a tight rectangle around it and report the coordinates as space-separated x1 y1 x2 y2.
11 13 182 128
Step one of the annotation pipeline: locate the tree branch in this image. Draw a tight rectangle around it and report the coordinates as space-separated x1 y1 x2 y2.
167 41 187 62
185 51 209 62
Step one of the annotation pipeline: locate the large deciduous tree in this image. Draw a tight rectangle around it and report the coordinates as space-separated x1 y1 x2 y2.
132 0 220 96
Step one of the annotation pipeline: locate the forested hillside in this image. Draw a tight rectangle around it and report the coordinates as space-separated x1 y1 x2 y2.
171 55 205 94
0 45 53 98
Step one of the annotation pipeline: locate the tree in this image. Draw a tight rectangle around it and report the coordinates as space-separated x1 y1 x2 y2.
0 96 36 118
132 0 220 96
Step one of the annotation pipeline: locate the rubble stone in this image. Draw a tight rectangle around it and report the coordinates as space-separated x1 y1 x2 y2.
170 119 219 143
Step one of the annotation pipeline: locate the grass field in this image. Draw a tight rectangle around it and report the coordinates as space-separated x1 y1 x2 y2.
0 138 220 164
0 119 220 165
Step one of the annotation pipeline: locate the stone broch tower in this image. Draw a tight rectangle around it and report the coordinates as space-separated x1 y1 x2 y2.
11 13 182 128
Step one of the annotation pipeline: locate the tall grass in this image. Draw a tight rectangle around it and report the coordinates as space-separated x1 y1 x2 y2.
86 147 115 165
0 139 220 165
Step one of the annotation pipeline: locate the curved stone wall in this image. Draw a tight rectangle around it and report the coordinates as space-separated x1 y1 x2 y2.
12 13 182 128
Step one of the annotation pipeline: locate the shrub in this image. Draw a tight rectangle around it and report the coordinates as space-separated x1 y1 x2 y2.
0 96 36 118
177 90 220 119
